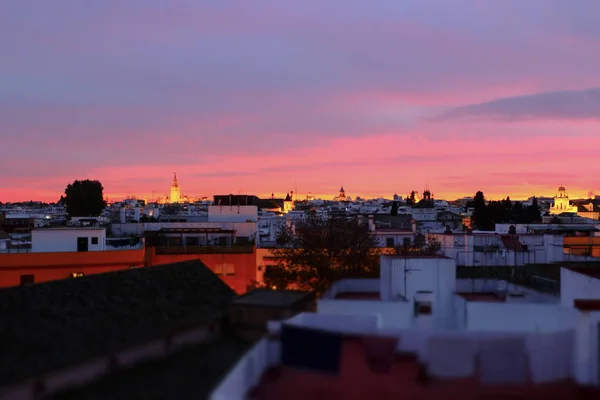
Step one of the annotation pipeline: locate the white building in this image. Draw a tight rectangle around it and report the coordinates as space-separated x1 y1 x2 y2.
210 255 600 398
432 232 565 266
208 205 258 223
550 186 578 215
31 228 107 252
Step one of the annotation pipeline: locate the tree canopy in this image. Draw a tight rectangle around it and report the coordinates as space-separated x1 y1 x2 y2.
469 191 541 230
64 180 107 217
269 213 380 294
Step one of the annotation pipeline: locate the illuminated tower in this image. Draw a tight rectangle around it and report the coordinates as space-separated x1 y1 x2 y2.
170 173 181 203
550 185 577 214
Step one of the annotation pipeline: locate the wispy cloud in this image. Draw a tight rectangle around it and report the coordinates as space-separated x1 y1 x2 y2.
430 88 600 122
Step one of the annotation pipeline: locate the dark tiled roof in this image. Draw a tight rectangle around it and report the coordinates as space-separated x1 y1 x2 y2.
0 260 235 386
373 215 412 230
50 334 250 400
414 199 435 209
213 195 260 206
257 199 283 210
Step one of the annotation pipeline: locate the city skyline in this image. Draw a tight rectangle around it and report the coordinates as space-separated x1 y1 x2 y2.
2 1 600 202
0 172 595 204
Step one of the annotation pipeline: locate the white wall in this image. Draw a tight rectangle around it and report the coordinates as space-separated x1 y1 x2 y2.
285 312 381 335
381 256 456 301
380 256 456 329
323 278 381 299
452 295 467 331
32 229 106 252
208 205 258 223
560 268 600 308
317 299 413 329
465 302 576 332
575 312 600 386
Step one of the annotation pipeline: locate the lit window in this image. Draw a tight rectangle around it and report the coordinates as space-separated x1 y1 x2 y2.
71 272 84 278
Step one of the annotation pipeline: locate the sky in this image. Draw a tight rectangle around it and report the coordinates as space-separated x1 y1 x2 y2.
2 0 600 202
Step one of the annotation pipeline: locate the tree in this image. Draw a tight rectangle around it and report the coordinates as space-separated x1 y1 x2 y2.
64 180 107 217
471 191 490 230
270 213 379 295
405 191 416 206
390 201 399 216
525 197 541 223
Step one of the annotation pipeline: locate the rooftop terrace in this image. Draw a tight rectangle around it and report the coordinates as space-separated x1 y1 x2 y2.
249 338 592 400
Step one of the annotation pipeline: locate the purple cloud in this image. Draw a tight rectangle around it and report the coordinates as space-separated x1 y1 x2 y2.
430 88 600 122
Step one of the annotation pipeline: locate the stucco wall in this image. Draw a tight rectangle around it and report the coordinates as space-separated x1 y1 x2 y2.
317 299 413 329
32 229 106 252
560 268 600 308
208 205 258 223
465 302 576 332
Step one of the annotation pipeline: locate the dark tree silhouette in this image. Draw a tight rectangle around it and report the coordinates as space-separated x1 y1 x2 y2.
64 180 107 217
390 201 399 216
270 213 379 294
526 197 541 223
405 191 416 206
471 191 490 230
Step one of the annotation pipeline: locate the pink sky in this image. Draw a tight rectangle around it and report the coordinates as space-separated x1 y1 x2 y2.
1 1 600 202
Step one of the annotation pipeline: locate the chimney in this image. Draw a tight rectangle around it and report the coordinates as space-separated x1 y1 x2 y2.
368 215 375 232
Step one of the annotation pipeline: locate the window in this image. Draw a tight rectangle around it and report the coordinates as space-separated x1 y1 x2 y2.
91 237 99 245
403 238 411 248
386 238 395 247
224 263 235 276
20 275 34 286
214 263 236 276
71 272 84 278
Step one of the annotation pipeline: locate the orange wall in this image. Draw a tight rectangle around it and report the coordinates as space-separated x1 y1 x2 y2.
563 237 600 257
0 248 257 294
153 253 257 294
0 249 145 287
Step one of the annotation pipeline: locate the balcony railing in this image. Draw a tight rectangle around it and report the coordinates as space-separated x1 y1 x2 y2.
155 245 254 255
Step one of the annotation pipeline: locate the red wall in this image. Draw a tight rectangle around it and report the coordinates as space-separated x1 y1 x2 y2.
0 248 257 294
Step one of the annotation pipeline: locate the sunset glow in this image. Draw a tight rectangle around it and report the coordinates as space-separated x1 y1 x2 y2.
1 1 599 202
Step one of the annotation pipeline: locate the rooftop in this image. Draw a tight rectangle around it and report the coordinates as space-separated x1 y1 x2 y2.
381 254 451 260
32 227 105 231
0 259 234 387
232 290 312 308
456 292 505 303
52 334 250 400
249 338 590 399
334 292 381 301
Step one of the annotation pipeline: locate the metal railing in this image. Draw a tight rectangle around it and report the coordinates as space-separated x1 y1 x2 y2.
155 245 254 254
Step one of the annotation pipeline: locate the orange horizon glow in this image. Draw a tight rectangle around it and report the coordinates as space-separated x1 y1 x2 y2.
1 186 596 205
